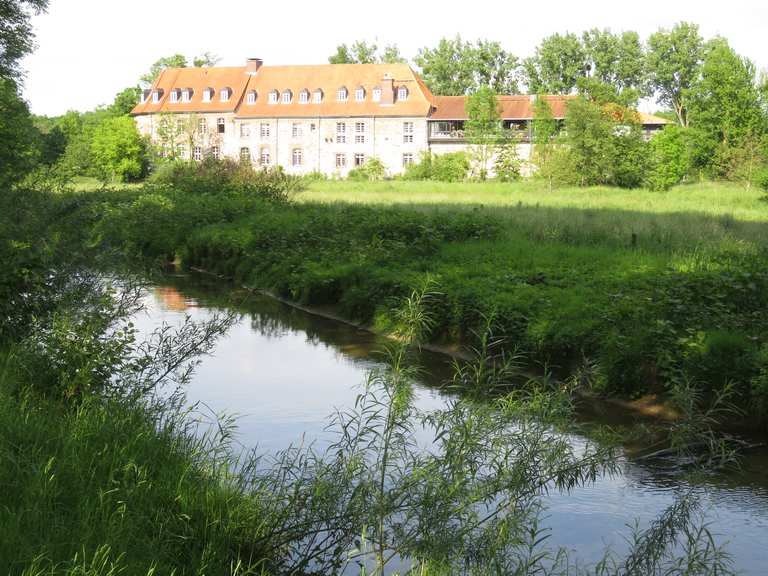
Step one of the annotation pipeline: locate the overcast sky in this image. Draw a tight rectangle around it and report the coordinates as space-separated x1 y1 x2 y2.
20 0 768 116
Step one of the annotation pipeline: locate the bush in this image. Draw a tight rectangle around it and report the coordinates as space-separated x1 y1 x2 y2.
348 157 386 181
753 165 768 193
645 126 694 191
431 152 470 182
494 141 522 182
402 152 433 180
150 158 303 202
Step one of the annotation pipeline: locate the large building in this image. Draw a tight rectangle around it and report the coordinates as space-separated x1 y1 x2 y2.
130 58 669 176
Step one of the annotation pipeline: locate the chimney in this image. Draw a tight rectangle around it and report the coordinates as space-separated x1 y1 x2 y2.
380 72 394 106
246 58 263 75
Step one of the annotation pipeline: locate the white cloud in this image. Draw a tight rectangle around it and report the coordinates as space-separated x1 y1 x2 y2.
20 0 768 115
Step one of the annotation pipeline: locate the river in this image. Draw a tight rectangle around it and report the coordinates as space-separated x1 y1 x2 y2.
133 271 768 574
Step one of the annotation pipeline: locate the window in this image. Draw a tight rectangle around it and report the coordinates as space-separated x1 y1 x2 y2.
292 148 303 166
247 90 257 104
355 122 365 144
336 122 346 144
337 86 348 101
402 153 414 167
313 89 323 103
372 87 381 102
169 89 180 103
354 153 366 167
203 88 214 102
141 90 150 103
217 117 225 134
221 88 232 102
198 118 208 134
268 90 279 104
292 123 302 138
211 146 220 160
240 123 251 137
260 123 270 139
193 146 202 161
260 147 270 166
282 89 292 104
403 121 414 143
182 89 192 103
335 153 346 168
176 144 186 159
397 86 408 101
240 147 251 162
355 86 365 101
299 90 310 104
176 118 184 131
152 90 163 103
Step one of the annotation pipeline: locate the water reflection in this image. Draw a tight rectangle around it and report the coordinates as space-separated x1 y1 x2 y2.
134 272 768 574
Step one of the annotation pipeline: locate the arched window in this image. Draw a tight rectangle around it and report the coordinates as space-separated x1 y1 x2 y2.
182 88 193 103
336 86 348 102
313 89 323 103
203 87 215 102
355 86 365 101
246 90 257 104
281 89 293 104
372 86 381 102
169 89 181 103
397 86 409 101
220 87 232 102
299 89 310 104
268 90 279 104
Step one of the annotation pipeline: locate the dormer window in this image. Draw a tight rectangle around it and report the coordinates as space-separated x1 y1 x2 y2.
313 89 323 103
337 87 348 102
141 90 150 103
299 89 310 104
397 86 409 101
203 87 214 102
372 87 381 102
169 89 180 103
282 90 293 104
355 87 366 102
152 89 163 104
220 87 232 102
247 90 257 104
181 88 193 103
268 90 279 104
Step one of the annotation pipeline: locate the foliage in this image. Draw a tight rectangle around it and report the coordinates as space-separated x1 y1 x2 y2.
493 135 522 181
347 157 387 181
327 41 406 64
89 116 148 183
646 22 704 126
431 151 470 182
754 165 768 193
108 86 141 116
464 86 502 180
0 0 48 81
192 51 220 67
140 54 187 86
531 96 558 174
645 125 694 191
0 78 39 185
415 35 519 95
523 32 587 94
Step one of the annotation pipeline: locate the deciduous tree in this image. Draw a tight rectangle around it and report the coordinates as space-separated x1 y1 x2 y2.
0 0 48 81
465 86 502 179
522 32 587 94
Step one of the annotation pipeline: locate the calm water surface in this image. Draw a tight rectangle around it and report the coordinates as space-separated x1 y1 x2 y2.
133 272 768 574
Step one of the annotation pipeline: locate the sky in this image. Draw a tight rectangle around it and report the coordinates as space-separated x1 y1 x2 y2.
20 0 768 116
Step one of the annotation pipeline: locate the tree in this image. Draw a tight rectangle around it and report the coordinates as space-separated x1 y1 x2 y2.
582 29 645 94
140 54 188 87
0 0 49 81
522 33 588 94
192 52 220 67
380 44 406 64
493 133 522 181
89 116 148 182
0 78 38 185
646 22 704 127
530 96 558 176
465 87 502 179
109 86 142 116
415 36 519 95
645 125 694 190
329 41 378 64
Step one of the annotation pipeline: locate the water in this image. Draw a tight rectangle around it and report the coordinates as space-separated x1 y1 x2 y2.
134 272 768 574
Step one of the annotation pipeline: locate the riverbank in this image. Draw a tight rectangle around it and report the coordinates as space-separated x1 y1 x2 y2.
84 177 768 424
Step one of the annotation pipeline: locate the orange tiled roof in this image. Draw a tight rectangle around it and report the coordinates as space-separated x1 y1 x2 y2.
430 95 575 120
131 63 433 118
638 112 673 126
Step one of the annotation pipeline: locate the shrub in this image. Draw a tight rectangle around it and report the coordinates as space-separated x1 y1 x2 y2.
753 165 768 193
150 158 302 202
431 151 470 182
348 157 386 181
494 140 522 182
402 152 433 180
645 126 694 191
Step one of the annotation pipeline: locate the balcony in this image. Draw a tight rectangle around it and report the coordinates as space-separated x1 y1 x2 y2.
428 121 533 143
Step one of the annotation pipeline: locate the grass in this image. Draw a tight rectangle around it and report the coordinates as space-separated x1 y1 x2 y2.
300 179 768 223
